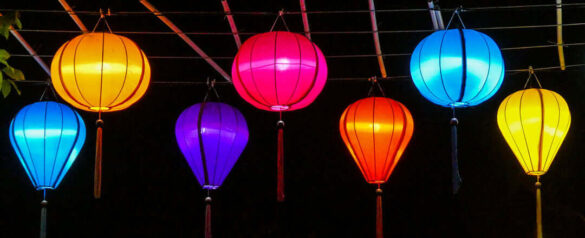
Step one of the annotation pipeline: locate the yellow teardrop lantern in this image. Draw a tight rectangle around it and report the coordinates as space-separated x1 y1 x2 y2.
497 72 570 238
51 32 151 199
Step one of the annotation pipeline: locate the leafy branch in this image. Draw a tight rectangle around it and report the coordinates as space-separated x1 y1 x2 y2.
0 11 25 98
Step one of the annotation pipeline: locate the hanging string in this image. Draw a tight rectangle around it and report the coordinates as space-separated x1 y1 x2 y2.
94 112 104 199
450 106 462 194
523 66 544 89
205 191 212 238
40 192 48 238
535 176 543 238
445 6 466 30
376 184 383 238
367 77 386 97
276 111 285 202
269 9 290 32
91 9 113 33
202 78 221 103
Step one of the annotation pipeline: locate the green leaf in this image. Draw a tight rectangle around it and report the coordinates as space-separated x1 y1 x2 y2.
1 80 11 98
0 49 10 61
0 69 3 87
3 66 24 81
8 80 20 95
14 18 22 29
0 25 9 40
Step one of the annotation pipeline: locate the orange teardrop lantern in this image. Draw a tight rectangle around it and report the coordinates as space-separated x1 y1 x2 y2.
51 32 151 199
339 96 414 238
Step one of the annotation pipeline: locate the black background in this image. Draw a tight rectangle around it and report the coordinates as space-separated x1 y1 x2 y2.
1 0 585 237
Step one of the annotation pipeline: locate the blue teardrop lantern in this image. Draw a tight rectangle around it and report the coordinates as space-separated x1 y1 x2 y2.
410 29 505 107
410 27 505 194
175 101 248 238
9 101 86 237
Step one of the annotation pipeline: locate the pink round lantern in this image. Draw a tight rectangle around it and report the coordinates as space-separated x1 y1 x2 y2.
232 31 328 202
232 31 328 111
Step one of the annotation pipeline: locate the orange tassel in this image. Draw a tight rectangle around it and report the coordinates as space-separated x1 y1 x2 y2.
94 119 103 199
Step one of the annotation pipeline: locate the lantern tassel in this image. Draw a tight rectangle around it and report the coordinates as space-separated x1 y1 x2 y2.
450 116 462 194
205 196 212 238
536 177 543 238
277 118 285 202
376 187 383 238
94 118 104 199
40 199 47 238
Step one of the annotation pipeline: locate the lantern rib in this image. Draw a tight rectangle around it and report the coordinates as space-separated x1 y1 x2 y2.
456 29 468 102
300 0 312 39
379 99 396 181
351 101 373 180
415 38 445 104
368 0 388 78
341 108 368 178
216 107 239 185
220 0 242 48
211 104 224 186
43 102 48 186
502 96 530 173
282 34 304 106
465 33 493 104
518 90 536 172
180 109 204 184
371 97 377 181
243 36 272 107
21 106 42 187
11 112 38 187
70 35 95 107
541 92 561 173
55 41 86 108
98 32 106 109
47 104 64 186
536 90 545 171
197 104 211 185
51 109 80 188
547 98 570 172
437 31 456 103
290 41 322 109
107 44 149 109
390 104 410 179
106 35 131 107
139 0 232 82
273 32 280 106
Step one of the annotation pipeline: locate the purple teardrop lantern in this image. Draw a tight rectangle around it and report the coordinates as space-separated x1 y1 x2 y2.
175 102 249 189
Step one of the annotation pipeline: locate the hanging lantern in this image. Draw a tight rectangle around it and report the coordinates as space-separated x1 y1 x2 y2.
51 30 151 198
340 96 414 238
9 101 86 238
232 31 327 201
497 69 570 238
409 9 505 193
175 101 248 238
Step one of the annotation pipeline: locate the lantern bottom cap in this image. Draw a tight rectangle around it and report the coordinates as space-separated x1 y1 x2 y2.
367 180 386 184
35 186 55 190
449 102 469 107
270 105 289 111
527 171 546 176
90 106 110 111
203 185 219 190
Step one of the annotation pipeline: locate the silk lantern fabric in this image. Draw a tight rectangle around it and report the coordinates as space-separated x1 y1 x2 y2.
497 88 571 175
51 32 151 112
410 29 504 107
175 102 249 189
231 31 328 111
339 97 414 183
9 101 86 190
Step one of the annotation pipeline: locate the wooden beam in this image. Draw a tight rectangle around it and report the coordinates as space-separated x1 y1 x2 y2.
556 0 566 70
368 0 387 78
140 0 232 82
0 13 50 76
299 0 311 40
427 1 445 30
58 0 89 33
220 0 242 49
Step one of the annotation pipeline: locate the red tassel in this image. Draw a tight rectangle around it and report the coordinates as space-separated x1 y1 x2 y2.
94 119 103 199
277 120 285 202
376 187 383 238
205 196 212 238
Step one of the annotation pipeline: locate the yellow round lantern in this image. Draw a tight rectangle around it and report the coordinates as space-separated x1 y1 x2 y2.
51 32 151 199
497 72 571 238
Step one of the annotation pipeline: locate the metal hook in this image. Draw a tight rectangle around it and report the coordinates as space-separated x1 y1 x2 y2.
445 6 466 29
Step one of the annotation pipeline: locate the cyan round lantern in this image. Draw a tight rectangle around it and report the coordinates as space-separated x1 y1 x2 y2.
410 29 505 108
9 101 86 238
10 101 86 190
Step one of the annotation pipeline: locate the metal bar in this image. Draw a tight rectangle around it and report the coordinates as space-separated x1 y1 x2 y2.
0 13 51 76
140 0 232 82
556 0 566 70
368 0 387 78
220 0 242 48
428 1 439 30
58 0 89 33
299 0 312 40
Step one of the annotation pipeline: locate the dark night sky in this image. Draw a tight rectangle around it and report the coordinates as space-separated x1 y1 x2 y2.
1 0 585 237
